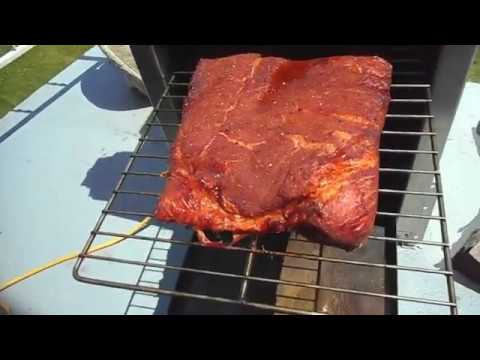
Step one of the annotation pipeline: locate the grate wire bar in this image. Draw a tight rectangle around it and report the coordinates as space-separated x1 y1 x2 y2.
73 70 457 315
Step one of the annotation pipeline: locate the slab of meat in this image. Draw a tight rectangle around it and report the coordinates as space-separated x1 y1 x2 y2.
155 54 392 250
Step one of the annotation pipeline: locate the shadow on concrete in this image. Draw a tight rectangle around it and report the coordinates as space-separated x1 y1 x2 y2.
451 267 480 294
453 208 480 257
1 53 149 144
81 149 168 221
81 148 194 315
122 227 193 315
80 61 150 111
434 127 480 294
0 60 101 144
435 208 480 294
80 117 172 215
81 151 132 201
473 125 480 157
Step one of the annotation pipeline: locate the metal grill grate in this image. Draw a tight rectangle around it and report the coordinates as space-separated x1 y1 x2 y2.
73 69 457 315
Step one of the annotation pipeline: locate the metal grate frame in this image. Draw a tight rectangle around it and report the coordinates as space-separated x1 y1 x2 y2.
73 70 458 315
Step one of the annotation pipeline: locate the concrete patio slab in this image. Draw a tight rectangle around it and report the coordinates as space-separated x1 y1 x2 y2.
0 46 162 314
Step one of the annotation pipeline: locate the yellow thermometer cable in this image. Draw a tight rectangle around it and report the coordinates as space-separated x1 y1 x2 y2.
0 217 152 292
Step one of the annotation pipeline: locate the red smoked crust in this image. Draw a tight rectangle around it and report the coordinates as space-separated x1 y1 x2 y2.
155 53 392 250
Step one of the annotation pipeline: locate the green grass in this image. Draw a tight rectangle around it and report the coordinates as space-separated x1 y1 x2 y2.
0 45 12 57
0 45 93 118
1 45 478 119
467 47 480 83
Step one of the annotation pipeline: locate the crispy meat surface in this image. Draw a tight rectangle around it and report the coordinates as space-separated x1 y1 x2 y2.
155 54 392 250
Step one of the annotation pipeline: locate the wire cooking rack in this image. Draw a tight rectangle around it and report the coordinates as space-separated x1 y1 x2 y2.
73 69 458 315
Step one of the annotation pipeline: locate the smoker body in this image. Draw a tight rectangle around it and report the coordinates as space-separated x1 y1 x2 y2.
131 45 475 245
72 45 477 315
